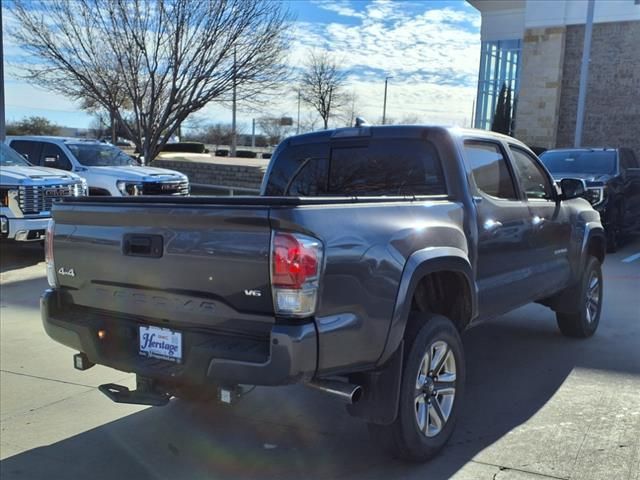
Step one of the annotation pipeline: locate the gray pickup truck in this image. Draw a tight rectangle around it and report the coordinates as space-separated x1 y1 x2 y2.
41 126 605 461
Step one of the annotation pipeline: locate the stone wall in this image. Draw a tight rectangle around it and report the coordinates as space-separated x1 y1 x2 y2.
514 26 567 149
153 159 265 191
556 21 640 157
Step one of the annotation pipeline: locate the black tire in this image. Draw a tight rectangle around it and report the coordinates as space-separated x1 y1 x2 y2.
556 256 603 338
368 313 465 462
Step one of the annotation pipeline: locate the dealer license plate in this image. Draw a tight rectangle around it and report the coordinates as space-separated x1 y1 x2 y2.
139 325 182 363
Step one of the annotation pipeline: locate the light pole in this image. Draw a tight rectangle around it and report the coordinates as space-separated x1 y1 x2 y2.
382 76 392 125
0 6 5 142
231 47 237 157
574 0 595 147
296 90 301 135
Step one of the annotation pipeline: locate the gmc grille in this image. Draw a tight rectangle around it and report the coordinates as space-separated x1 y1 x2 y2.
142 181 189 196
18 183 84 215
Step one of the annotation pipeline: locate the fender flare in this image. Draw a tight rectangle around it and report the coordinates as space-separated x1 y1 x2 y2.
377 247 477 366
581 221 606 265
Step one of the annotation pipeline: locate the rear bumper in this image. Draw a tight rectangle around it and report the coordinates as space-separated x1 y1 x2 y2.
41 289 317 386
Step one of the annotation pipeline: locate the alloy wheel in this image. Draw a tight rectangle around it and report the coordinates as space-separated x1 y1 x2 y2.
585 271 600 324
414 340 456 438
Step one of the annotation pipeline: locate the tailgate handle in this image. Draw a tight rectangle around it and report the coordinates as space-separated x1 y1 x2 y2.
123 234 163 258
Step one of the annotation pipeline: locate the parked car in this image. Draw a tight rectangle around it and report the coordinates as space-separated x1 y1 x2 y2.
539 147 640 252
7 136 189 196
41 126 605 462
1 143 86 242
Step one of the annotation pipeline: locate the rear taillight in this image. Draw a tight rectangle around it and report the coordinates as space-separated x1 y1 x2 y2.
271 231 323 317
45 219 58 288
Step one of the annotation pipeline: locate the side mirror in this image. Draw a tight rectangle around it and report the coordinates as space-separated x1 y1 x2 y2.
559 178 587 200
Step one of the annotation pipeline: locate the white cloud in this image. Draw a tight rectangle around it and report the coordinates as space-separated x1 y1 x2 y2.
313 0 366 19
279 2 481 126
2 1 481 130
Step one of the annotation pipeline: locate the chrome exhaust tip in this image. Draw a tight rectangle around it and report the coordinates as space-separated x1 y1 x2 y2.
307 379 363 404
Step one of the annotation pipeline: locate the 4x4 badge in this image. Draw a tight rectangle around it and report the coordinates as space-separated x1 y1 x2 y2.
58 267 75 277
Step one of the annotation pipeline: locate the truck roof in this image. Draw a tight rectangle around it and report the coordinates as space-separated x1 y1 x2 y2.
283 125 528 149
7 135 102 144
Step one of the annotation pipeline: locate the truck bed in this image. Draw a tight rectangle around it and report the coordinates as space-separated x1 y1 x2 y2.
50 193 464 376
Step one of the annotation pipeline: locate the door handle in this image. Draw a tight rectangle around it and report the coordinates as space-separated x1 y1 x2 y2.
483 219 503 232
123 234 163 258
532 216 546 226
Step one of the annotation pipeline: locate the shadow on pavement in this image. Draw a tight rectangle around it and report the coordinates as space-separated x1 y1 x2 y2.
0 242 44 273
2 298 639 480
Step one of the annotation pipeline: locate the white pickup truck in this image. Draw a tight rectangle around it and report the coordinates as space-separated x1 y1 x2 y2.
1 143 86 242
7 136 189 196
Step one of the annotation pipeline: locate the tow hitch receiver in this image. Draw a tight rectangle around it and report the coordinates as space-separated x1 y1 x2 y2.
98 382 170 407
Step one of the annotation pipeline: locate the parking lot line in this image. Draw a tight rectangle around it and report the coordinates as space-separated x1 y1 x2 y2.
622 252 640 263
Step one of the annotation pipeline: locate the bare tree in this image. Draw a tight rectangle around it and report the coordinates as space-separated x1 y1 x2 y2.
9 0 291 162
380 113 424 125
257 116 294 146
338 90 359 127
299 51 348 130
298 111 321 134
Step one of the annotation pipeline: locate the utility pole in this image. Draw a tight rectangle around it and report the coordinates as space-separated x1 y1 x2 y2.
575 0 595 148
471 99 476 129
251 118 255 147
382 76 391 125
231 47 237 157
0 6 6 142
325 87 333 130
296 90 301 135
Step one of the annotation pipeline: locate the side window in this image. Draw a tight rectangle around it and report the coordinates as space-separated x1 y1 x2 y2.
41 143 73 171
463 141 518 200
328 139 446 196
9 141 42 164
509 146 555 200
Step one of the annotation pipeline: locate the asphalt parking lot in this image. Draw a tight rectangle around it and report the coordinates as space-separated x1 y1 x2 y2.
1 239 639 480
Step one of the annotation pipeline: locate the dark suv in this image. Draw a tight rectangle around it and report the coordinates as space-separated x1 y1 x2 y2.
540 148 640 251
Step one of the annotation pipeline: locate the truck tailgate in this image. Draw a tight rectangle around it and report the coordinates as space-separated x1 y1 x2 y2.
52 201 274 335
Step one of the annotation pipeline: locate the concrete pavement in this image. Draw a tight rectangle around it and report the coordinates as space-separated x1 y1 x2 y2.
1 239 639 480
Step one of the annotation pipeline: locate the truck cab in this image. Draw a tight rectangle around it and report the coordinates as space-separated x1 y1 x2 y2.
7 136 189 196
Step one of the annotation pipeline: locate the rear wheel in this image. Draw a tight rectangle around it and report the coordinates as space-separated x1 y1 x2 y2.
368 314 465 462
556 256 602 338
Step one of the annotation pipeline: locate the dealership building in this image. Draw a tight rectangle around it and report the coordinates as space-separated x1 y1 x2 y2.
468 0 640 155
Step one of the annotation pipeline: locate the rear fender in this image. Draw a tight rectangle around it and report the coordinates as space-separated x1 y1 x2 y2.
377 247 476 366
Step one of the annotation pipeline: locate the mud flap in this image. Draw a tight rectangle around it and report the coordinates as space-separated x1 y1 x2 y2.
346 341 403 425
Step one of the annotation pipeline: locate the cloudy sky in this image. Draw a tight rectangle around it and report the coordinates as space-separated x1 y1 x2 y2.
2 0 481 132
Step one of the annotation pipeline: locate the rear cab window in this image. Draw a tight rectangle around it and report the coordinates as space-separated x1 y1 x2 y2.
264 137 446 197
